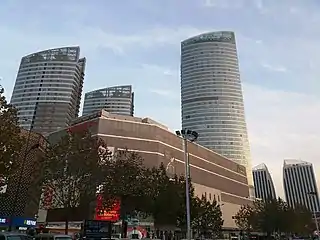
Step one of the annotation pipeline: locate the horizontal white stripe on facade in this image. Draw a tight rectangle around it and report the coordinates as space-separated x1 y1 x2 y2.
95 133 247 179
107 145 248 186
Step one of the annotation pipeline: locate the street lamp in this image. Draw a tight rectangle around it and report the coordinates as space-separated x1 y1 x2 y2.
175 129 198 240
8 127 40 231
308 191 320 240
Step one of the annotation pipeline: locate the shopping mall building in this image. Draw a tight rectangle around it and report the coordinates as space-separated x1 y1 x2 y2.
48 110 251 229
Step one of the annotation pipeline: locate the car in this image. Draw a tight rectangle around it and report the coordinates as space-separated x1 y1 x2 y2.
35 233 72 240
0 232 32 240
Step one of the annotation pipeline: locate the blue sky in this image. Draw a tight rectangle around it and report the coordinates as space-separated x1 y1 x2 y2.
1 0 320 197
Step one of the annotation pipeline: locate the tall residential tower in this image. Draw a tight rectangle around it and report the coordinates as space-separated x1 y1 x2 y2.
180 31 253 192
10 47 85 136
252 164 276 200
283 160 320 213
82 85 134 116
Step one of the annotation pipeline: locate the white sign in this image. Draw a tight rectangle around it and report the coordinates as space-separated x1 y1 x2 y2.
0 218 6 223
25 220 36 226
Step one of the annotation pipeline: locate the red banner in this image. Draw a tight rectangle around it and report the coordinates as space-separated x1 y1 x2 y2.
95 195 120 222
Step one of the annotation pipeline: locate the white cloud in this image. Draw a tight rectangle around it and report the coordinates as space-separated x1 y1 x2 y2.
149 89 176 97
202 0 245 9
140 64 178 76
261 63 287 72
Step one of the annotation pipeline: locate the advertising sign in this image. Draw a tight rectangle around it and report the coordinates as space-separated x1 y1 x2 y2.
95 195 120 222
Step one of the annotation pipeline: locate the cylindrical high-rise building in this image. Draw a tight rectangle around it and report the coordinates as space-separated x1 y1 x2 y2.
10 46 86 136
82 85 134 116
180 31 253 192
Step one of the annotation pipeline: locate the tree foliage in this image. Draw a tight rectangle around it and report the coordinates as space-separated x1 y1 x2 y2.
0 85 25 189
235 198 314 236
146 164 187 227
234 204 256 231
99 149 151 216
40 130 111 211
192 196 223 237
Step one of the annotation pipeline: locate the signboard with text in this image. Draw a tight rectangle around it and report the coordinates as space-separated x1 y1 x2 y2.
95 195 120 222
83 220 111 240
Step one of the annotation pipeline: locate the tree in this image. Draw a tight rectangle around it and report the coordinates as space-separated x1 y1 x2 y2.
40 130 111 234
147 164 186 227
234 204 256 232
192 196 223 238
100 150 151 214
254 198 286 236
0 85 25 190
98 150 152 238
175 176 200 231
284 204 313 235
235 198 314 237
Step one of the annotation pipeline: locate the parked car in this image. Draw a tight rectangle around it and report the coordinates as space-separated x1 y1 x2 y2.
0 232 33 240
35 233 72 240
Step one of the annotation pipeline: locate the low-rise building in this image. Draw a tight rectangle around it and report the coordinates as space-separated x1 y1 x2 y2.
48 110 251 229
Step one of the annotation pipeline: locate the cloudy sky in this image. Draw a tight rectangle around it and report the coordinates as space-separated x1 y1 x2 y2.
1 0 320 197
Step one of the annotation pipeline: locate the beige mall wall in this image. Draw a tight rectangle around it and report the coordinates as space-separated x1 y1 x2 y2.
193 183 241 229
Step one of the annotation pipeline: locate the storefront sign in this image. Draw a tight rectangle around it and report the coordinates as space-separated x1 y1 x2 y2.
12 217 37 227
0 218 8 224
24 219 36 226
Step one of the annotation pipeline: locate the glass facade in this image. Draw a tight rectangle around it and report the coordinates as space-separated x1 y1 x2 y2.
82 85 134 116
10 47 85 136
180 31 253 188
253 163 276 200
283 160 320 213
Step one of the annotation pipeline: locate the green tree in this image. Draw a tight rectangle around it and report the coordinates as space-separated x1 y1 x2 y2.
40 130 111 234
253 198 286 236
175 176 199 230
284 204 313 235
100 149 151 218
0 85 25 190
192 196 223 238
147 164 186 227
234 204 256 232
235 198 314 237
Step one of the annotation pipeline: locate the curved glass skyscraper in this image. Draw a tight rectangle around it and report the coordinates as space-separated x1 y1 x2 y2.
82 85 134 116
181 31 253 190
253 163 276 200
10 46 86 136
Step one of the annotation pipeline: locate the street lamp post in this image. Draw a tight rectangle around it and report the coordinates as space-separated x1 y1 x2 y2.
308 191 320 240
8 127 40 231
175 129 198 240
